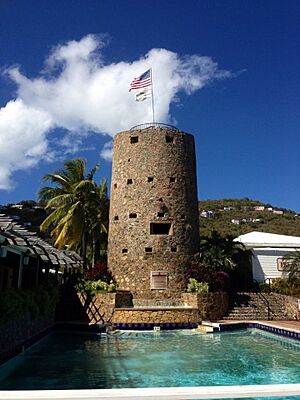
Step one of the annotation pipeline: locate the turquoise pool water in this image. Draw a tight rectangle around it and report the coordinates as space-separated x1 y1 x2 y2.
0 329 299 391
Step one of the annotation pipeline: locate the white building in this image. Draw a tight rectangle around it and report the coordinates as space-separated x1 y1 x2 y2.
234 231 300 283
273 210 284 215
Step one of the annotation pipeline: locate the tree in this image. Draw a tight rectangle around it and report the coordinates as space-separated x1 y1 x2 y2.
185 232 251 291
200 231 246 272
38 158 109 268
283 251 300 285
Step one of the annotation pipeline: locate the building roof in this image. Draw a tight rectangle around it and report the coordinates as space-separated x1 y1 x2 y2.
0 213 82 267
234 231 300 248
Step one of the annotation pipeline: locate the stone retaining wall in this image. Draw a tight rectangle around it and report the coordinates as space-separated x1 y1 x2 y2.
77 291 133 324
112 308 199 324
182 292 229 321
78 291 230 324
283 295 299 320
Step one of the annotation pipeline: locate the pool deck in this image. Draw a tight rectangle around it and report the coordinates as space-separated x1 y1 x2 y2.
200 319 300 339
215 320 300 333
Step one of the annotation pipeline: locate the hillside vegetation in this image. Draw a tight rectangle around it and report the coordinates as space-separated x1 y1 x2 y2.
199 198 300 238
1 197 300 240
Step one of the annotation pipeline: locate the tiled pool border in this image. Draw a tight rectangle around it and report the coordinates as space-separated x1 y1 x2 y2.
218 321 300 341
112 322 198 330
112 321 300 341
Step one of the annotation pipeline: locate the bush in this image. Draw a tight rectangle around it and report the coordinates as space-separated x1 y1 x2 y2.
187 279 209 294
270 278 300 296
75 279 117 297
84 261 113 283
259 282 271 293
184 254 229 291
0 287 58 325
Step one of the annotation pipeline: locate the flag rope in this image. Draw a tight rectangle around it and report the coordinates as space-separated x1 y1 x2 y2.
150 68 155 124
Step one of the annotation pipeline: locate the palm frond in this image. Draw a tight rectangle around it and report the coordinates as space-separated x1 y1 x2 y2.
45 193 75 209
87 163 99 180
41 173 69 187
64 158 86 182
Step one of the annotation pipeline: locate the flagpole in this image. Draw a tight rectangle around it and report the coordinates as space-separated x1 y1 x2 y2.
150 68 155 124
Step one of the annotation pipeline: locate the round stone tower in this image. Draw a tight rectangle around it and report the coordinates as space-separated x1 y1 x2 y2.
108 125 199 298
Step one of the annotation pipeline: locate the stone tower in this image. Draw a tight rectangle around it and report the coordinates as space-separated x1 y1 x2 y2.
108 125 199 298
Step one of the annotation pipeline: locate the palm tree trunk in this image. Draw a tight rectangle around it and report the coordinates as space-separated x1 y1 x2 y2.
82 232 88 270
92 235 96 269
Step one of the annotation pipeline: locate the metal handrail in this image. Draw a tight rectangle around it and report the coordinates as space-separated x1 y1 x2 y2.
130 122 179 131
253 279 271 320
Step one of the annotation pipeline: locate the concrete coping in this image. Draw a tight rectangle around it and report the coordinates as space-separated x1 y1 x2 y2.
1 383 300 399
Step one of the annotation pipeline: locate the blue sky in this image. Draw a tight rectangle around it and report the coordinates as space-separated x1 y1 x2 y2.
0 0 299 211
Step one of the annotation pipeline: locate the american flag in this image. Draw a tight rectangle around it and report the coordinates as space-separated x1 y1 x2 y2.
129 69 152 92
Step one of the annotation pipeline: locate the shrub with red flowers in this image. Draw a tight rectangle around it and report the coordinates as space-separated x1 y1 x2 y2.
85 261 114 284
185 253 230 291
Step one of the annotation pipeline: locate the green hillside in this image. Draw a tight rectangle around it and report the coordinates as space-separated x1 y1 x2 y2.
199 198 300 238
2 198 300 240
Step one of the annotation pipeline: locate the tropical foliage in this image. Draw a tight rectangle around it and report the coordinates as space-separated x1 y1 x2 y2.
38 158 109 268
283 250 300 283
185 232 251 291
84 261 114 283
75 279 117 297
260 277 300 297
186 279 209 294
0 287 58 325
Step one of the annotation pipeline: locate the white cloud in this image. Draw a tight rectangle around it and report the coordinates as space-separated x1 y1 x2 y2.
0 34 232 189
100 141 113 161
0 99 52 189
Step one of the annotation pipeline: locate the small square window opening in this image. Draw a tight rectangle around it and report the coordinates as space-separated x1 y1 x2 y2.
150 223 172 235
129 213 137 218
130 136 139 144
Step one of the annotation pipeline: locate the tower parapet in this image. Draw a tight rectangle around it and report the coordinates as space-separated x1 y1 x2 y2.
108 126 199 298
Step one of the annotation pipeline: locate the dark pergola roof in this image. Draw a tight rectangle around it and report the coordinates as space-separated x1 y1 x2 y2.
0 214 82 267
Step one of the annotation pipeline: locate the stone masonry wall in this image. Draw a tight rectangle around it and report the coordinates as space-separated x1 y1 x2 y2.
182 292 229 321
77 292 133 324
283 295 299 320
112 308 199 324
78 291 230 325
108 127 199 298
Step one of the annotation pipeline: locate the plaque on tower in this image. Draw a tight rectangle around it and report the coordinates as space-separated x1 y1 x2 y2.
150 271 168 290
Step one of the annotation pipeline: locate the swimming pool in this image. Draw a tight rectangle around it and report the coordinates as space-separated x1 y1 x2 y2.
0 329 299 391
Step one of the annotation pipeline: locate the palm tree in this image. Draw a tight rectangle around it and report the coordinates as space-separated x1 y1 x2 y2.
200 231 246 272
283 250 300 284
38 158 109 268
87 178 109 267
